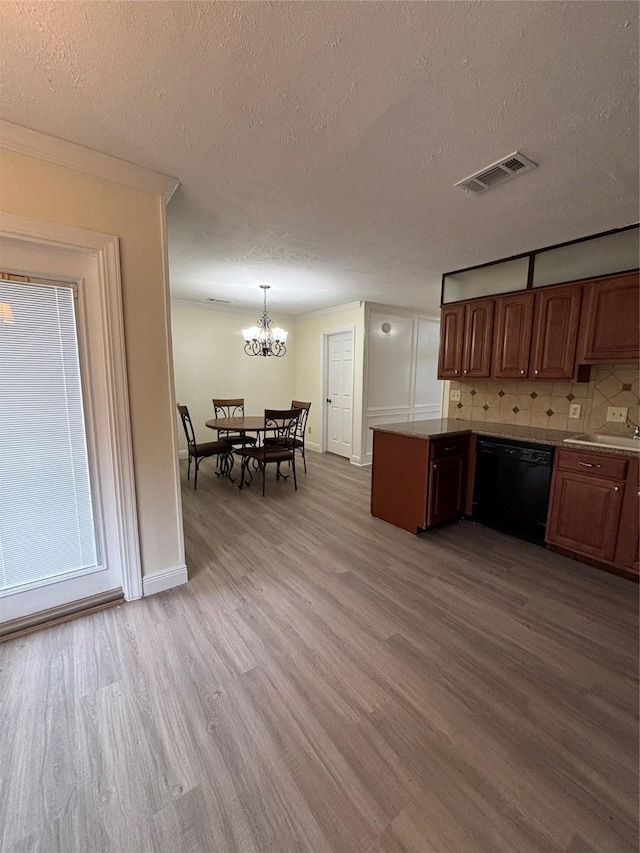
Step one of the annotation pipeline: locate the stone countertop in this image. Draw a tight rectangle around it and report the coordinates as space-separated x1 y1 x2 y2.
370 418 639 457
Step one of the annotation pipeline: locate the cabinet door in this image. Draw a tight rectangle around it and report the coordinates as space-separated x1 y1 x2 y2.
427 455 467 527
492 292 534 378
580 272 640 363
546 470 624 562
438 304 465 379
530 285 582 380
462 300 494 379
615 459 639 574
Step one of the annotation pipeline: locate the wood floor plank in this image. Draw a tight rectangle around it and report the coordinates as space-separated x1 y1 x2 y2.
2 451 638 852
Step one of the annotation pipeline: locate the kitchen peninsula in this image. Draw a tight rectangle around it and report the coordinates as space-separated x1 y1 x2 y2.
371 418 639 579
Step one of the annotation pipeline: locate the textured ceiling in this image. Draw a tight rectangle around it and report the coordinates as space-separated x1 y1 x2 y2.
0 1 638 316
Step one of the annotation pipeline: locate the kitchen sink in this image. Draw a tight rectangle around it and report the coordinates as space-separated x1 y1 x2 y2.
564 432 640 453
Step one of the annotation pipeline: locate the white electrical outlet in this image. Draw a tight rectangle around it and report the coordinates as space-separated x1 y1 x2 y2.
450 389 461 402
607 406 628 423
568 403 582 419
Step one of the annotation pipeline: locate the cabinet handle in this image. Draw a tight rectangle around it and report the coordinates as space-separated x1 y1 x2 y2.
520 369 525 375
614 486 619 492
534 369 539 375
454 369 458 374
433 464 438 470
463 369 468 374
578 461 600 468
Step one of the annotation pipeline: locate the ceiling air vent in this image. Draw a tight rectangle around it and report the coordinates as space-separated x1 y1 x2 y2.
455 151 537 194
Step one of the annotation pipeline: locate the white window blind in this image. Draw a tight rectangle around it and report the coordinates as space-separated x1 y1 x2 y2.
0 280 98 592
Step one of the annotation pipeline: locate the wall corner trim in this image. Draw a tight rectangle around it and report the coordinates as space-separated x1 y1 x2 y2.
296 301 362 320
143 564 188 596
0 120 180 203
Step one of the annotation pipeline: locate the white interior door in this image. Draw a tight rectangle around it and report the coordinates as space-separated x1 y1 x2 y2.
0 232 138 624
326 330 354 459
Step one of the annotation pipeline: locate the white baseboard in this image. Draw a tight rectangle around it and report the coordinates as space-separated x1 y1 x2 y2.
178 449 188 460
142 564 188 596
350 455 371 467
305 440 322 453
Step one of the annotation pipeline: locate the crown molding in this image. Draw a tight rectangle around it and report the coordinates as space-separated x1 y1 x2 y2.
365 301 440 322
0 120 180 203
296 301 362 320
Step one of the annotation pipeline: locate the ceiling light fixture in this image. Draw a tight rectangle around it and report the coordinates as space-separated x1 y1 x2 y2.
242 285 288 357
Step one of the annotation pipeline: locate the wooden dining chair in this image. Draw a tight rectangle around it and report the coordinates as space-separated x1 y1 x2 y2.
211 398 257 449
239 408 301 496
263 400 311 472
177 404 234 489
290 400 311 472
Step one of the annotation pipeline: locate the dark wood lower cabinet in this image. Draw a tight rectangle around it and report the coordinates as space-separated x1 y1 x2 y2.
546 449 637 576
370 431 429 534
546 470 624 562
615 458 639 575
427 455 467 527
371 432 469 534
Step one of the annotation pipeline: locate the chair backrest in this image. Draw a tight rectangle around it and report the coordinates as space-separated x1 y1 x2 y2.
290 400 311 438
265 408 301 450
212 398 245 418
177 404 197 450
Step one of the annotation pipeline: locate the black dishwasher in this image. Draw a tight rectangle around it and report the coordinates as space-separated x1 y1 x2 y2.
472 437 554 544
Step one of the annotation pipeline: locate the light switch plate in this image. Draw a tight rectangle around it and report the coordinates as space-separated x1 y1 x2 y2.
607 406 628 423
568 403 581 419
450 389 461 401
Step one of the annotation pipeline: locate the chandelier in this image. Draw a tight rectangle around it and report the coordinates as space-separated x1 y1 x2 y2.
242 285 288 357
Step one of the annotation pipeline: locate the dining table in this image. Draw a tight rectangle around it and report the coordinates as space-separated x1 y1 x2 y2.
205 416 275 487
205 415 271 436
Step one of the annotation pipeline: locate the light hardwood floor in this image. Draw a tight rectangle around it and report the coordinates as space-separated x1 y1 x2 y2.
1 452 638 853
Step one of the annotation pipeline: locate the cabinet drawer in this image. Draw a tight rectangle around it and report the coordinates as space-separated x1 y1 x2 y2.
430 435 470 461
555 448 627 480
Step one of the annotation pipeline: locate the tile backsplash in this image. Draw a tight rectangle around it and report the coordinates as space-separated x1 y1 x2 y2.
447 365 639 434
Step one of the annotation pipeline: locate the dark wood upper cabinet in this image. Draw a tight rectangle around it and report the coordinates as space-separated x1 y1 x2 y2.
580 272 640 363
530 284 582 380
492 292 534 379
438 304 465 379
462 300 494 379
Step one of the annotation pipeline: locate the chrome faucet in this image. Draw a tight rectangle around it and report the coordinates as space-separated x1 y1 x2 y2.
631 424 640 440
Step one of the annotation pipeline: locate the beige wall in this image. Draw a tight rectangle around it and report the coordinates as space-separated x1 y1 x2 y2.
294 304 366 463
0 148 182 580
446 365 639 434
171 301 296 449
